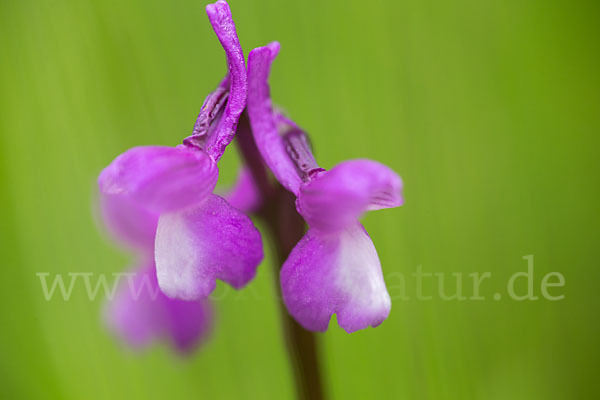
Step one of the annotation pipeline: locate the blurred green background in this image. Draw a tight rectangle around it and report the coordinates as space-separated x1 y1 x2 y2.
1 0 598 398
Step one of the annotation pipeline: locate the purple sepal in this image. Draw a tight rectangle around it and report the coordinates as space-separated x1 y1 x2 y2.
247 42 303 195
98 145 218 213
202 0 248 161
297 159 403 233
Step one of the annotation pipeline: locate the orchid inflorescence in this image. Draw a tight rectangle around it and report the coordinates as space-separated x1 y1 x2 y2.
98 0 403 353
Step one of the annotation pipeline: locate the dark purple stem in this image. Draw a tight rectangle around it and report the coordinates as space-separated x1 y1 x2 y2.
236 112 326 400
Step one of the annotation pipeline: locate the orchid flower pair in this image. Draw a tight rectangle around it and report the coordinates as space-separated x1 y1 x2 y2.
98 0 403 353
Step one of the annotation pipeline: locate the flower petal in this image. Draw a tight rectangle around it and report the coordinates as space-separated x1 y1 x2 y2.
98 146 218 213
247 43 303 195
99 193 158 251
202 1 247 161
280 223 391 333
104 263 212 353
221 168 261 213
155 194 263 300
296 159 403 233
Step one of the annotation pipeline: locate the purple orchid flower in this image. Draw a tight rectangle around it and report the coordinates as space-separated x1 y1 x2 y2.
99 1 263 303
98 1 263 351
246 43 404 333
100 194 212 353
98 0 402 362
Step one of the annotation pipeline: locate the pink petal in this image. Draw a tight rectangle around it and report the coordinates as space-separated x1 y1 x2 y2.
155 194 263 300
104 263 212 353
297 159 403 233
280 223 391 333
202 1 247 161
247 43 303 195
98 146 218 213
99 193 158 251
